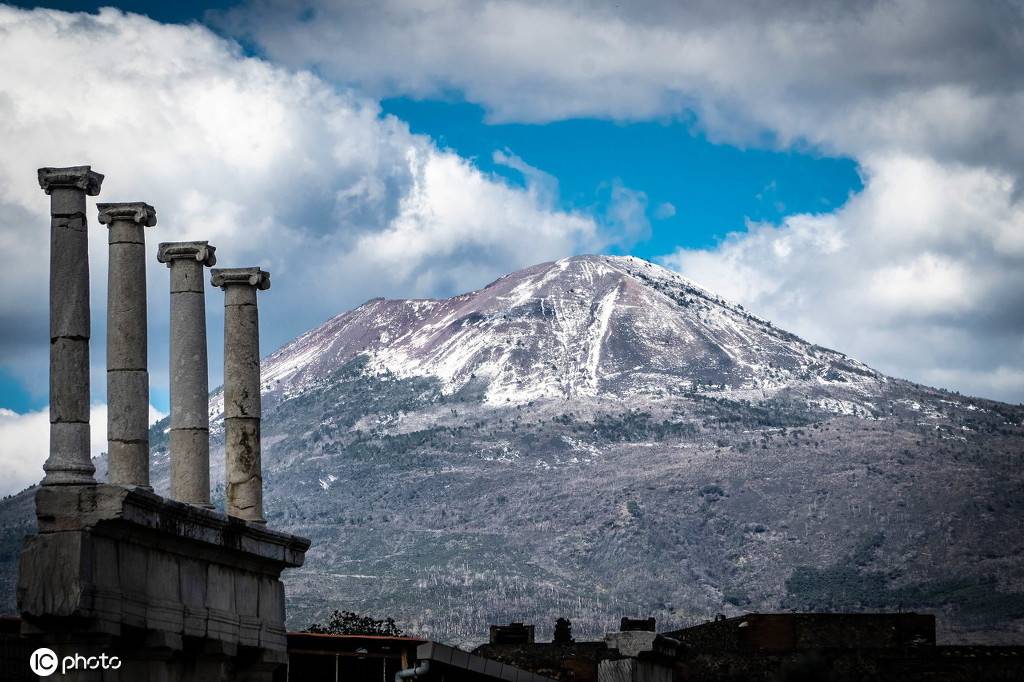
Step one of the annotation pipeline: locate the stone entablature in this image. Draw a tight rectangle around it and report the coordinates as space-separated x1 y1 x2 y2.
19 485 309 680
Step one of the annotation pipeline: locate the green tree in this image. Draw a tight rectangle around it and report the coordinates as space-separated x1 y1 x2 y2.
306 610 404 636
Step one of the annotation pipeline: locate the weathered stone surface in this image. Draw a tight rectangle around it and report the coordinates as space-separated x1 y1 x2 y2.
102 206 153 490
47 187 87 216
44 422 93 485
38 165 104 196
107 440 151 489
224 417 264 523
49 222 90 339
169 294 211 428
224 305 261 419
107 369 149 441
211 267 270 292
17 531 87 618
20 484 309 677
106 242 148 370
170 429 211 506
213 268 270 523
96 201 157 228
161 242 217 508
49 337 90 423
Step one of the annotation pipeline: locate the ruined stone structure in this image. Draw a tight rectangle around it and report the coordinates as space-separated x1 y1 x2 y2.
17 166 309 681
98 202 157 490
211 267 271 524
158 241 217 508
40 166 102 487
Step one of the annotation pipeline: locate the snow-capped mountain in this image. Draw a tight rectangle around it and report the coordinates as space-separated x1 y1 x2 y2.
3 255 1023 648
213 255 881 420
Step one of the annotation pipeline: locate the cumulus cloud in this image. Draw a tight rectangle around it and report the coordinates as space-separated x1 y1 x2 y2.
0 404 165 496
661 155 1024 402
0 6 605 404
221 0 1024 401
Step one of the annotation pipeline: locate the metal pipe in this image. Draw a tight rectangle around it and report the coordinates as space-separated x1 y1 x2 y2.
395 660 430 682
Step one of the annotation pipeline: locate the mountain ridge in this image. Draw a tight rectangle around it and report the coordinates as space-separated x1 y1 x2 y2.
2 254 1023 647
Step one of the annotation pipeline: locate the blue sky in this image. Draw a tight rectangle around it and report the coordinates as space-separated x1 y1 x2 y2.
1 1 864 415
381 98 862 260
0 0 1021 490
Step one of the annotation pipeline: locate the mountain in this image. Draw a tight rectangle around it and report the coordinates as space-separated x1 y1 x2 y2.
2 255 1023 646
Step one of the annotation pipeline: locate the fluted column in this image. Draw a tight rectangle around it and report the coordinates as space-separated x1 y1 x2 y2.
97 202 157 489
38 166 104 485
157 241 217 507
211 267 270 523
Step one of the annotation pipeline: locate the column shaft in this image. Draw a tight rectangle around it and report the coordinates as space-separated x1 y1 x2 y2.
159 241 216 506
39 166 103 486
98 203 156 489
212 268 270 524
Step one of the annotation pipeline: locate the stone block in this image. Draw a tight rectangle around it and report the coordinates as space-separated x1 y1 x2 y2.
17 532 88 618
180 557 210 638
170 428 211 505
224 285 257 307
49 338 90 422
107 369 149 440
107 440 150 488
45 422 94 485
119 543 148 629
257 577 284 625
169 263 208 294
169 301 210 428
147 551 184 633
223 310 261 418
225 418 263 522
48 186 87 215
106 221 146 244
90 535 123 624
49 223 90 338
106 243 148 370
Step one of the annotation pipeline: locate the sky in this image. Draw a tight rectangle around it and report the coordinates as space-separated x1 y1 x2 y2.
0 1 1022 493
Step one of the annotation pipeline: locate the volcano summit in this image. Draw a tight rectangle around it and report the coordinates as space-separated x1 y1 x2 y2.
2 255 1022 646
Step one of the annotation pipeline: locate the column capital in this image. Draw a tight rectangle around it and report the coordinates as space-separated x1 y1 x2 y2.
38 166 104 196
97 202 157 227
211 267 270 291
158 241 217 267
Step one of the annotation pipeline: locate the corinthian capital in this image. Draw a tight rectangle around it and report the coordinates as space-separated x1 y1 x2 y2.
157 241 217 267
38 166 105 196
97 202 158 227
211 267 271 290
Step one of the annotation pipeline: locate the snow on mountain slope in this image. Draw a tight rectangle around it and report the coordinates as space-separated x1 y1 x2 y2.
211 255 883 418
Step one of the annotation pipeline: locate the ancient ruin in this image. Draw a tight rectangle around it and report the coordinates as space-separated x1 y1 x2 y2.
16 166 309 681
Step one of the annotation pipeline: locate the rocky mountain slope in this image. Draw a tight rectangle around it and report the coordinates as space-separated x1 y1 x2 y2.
2 255 1023 646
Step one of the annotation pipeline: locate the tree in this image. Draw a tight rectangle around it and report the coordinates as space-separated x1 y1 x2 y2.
553 617 573 644
306 610 404 636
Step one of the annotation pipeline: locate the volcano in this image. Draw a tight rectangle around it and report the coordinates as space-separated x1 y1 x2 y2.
2 255 1022 646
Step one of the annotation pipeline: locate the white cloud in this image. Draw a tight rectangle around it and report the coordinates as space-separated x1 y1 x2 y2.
0 6 606 403
661 154 1024 402
653 202 676 220
221 0 1024 401
0 404 166 497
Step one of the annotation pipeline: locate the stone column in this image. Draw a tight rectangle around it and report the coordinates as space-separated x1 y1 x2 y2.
157 241 217 507
211 267 270 523
38 166 104 486
97 202 157 489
